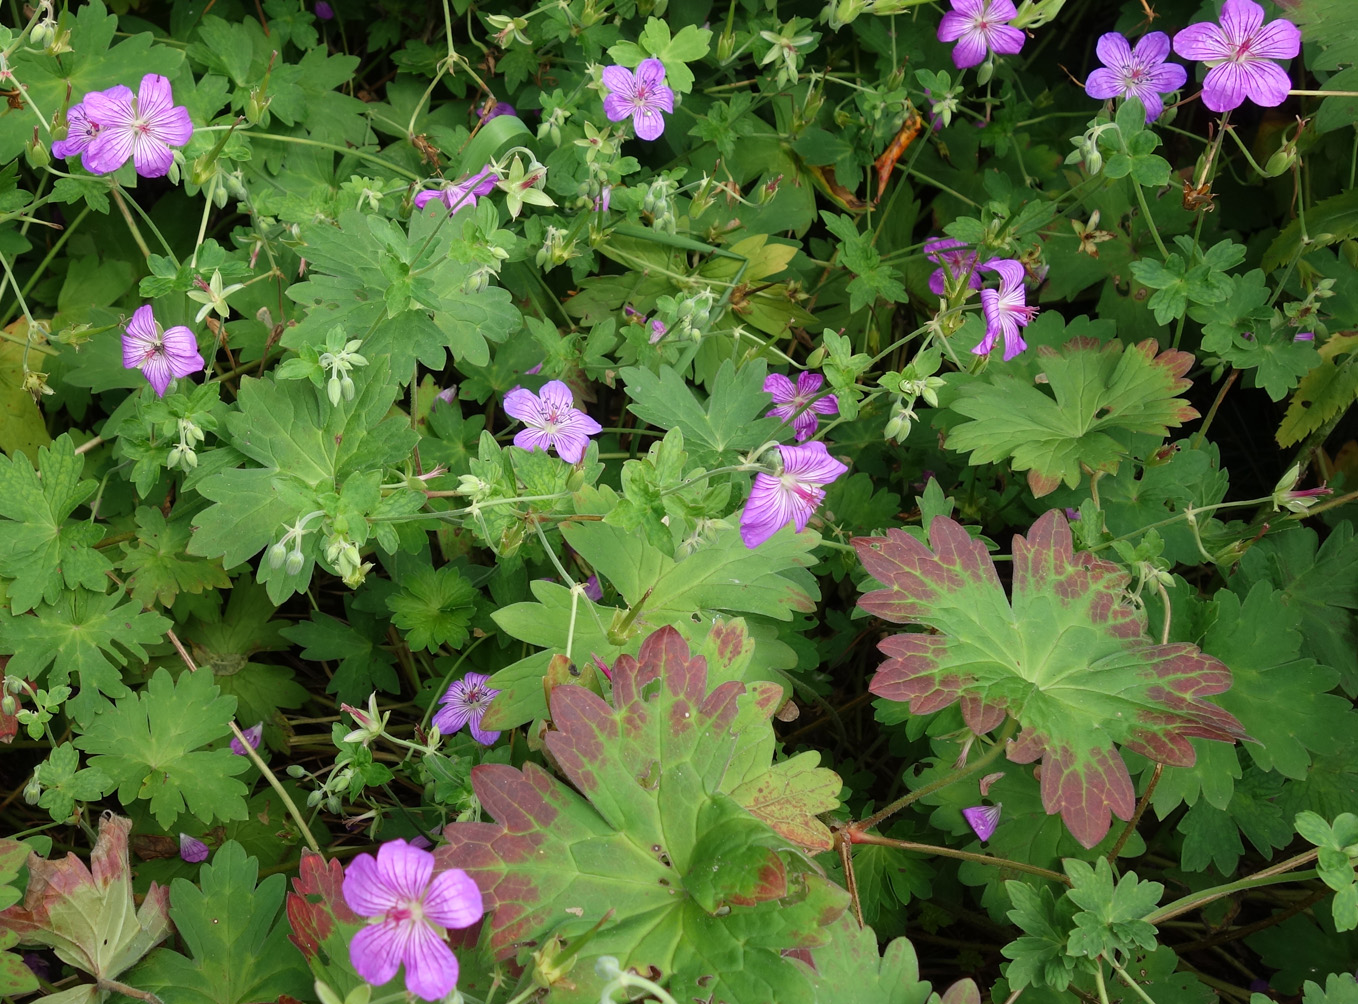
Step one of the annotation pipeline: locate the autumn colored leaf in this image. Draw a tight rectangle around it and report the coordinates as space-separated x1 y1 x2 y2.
854 510 1248 848
436 626 848 1004
0 814 171 1004
285 851 365 997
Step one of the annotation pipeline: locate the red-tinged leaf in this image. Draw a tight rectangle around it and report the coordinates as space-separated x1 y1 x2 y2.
437 626 848 1004
0 813 171 993
285 852 360 966
854 511 1248 848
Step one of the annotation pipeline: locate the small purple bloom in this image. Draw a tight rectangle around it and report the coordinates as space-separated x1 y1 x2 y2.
763 372 839 442
478 101 515 122
81 74 193 178
1064 507 1082 522
925 237 983 297
602 58 675 141
436 384 459 405
962 804 1002 842
937 0 1025 70
1294 331 1315 342
51 102 101 166
343 839 484 1001
583 574 602 602
122 304 205 397
179 833 209 864
975 259 1037 361
1085 32 1188 123
595 186 612 213
413 165 498 214
503 380 602 463
524 362 544 376
314 0 334 19
740 442 848 549
231 722 263 755
433 672 502 745
1173 0 1300 112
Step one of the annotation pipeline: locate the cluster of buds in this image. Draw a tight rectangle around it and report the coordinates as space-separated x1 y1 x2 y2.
641 176 678 233
881 351 947 443
535 225 580 270
166 416 206 471
1066 120 1118 176
662 288 718 341
325 530 373 588
318 328 369 406
267 509 325 576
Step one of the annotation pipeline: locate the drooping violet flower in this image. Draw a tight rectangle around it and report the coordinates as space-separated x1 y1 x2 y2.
314 0 335 19
122 304 205 397
594 186 612 213
1085 31 1188 123
503 380 602 463
436 384 459 406
1172 0 1300 112
231 722 263 755
414 165 498 214
524 361 544 376
478 100 515 122
924 237 983 297
432 672 502 746
763 372 839 442
740 442 849 549
937 0 1025 70
343 839 484 1002
962 804 1002 842
51 102 101 167
602 58 675 141
1294 331 1315 342
975 259 1038 361
583 574 602 602
179 833 210 864
648 319 668 343
81 74 193 178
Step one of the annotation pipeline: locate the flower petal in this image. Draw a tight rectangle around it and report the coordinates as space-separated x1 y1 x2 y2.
1201 60 1250 111
1084 67 1126 100
84 127 135 176
344 852 404 918
1249 18 1301 59
635 58 668 88
602 94 634 124
162 326 205 377
986 23 1026 56
422 868 485 930
82 85 134 128
502 386 543 423
349 921 404 988
1173 22 1232 61
632 106 666 140
537 380 576 414
950 28 989 69
1219 0 1266 45
937 9 973 43
794 371 825 397
550 430 589 463
399 920 459 1002
763 372 796 402
780 441 848 485
374 839 434 904
512 428 555 454
1131 30 1172 64
740 473 799 548
1094 32 1134 75
600 65 637 100
468 718 502 745
1240 57 1292 106
132 136 174 178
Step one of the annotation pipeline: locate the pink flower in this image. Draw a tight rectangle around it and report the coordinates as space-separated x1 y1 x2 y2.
937 0 1025 70
962 804 1002 842
432 672 501 746
925 237 983 297
1172 0 1300 113
763 372 839 442
81 74 193 178
602 58 675 141
975 259 1037 361
50 103 101 167
343 839 484 1001
231 722 263 755
179 833 209 863
413 165 498 214
503 380 602 463
583 574 602 602
1085 31 1187 123
740 442 848 549
122 304 205 397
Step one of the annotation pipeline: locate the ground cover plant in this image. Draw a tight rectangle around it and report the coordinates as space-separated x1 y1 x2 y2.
2 0 1358 1002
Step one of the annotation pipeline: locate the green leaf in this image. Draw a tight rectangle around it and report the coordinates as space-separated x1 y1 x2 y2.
855 511 1247 848
281 852 367 997
0 588 171 726
386 565 477 652
1302 973 1358 1004
279 609 400 704
0 434 110 614
1063 858 1162 960
34 742 113 823
803 912 932 1004
947 339 1200 497
119 507 232 609
1264 188 1358 271
1278 334 1358 446
75 667 251 831
1002 880 1082 991
621 359 785 461
437 627 849 1004
125 842 311 1004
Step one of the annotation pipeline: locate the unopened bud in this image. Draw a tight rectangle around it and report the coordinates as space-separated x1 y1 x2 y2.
1 694 16 716
25 131 50 169
1264 145 1298 177
23 775 42 805
267 542 288 569
285 548 306 576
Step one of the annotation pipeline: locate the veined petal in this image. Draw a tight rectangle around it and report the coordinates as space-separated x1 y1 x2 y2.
1084 67 1126 100
632 106 666 140
344 852 404 917
1249 18 1301 59
84 127 135 176
373 840 434 904
1144 61 1188 92
512 428 555 454
423 868 484 930
140 353 176 397
1133 30 1172 64
150 104 193 147
1094 32 1134 74
161 325 205 377
349 921 404 987
937 9 974 43
763 372 797 402
1000 319 1028 361
1240 58 1292 106
399 920 459 1002
136 74 175 120
602 93 634 124
984 0 1019 19
1173 22 1232 61
791 409 819 442
789 483 827 531
124 305 159 356
1218 0 1266 44
984 258 1027 289
537 379 576 414
468 717 502 745
1201 61 1250 111
986 23 1026 57
600 65 637 100
1128 85 1166 123
503 386 544 424
950 28 989 68
794 371 825 397
131 135 174 179
780 441 848 484
635 57 668 88
82 85 135 128
550 430 590 463
740 473 799 548
810 393 839 415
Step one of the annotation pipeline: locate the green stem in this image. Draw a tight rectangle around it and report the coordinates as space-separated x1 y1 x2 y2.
1108 956 1162 1004
1130 179 1170 259
847 829 1069 884
1144 851 1319 924
109 186 153 259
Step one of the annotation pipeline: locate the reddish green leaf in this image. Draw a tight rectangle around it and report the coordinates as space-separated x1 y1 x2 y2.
854 510 1247 848
437 626 849 1004
285 851 362 993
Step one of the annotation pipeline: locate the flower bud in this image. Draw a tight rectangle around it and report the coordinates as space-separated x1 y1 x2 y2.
1264 145 1297 177
286 763 307 778
716 26 736 63
285 548 306 576
976 56 995 86
327 376 343 407
23 774 42 805
24 131 50 169
340 375 355 401
1 694 16 716
267 541 288 569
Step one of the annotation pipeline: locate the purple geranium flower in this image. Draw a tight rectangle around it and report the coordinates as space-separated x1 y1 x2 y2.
479 101 515 122
51 102 101 167
962 804 1002 842
343 839 484 1002
925 237 983 297
122 304 205 397
179 833 209 864
937 0 1025 70
503 380 602 463
314 1 335 19
414 165 498 214
81 74 192 178
975 259 1038 361
602 58 675 141
764 372 839 442
583 574 603 602
432 672 502 746
740 442 849 549
1173 0 1300 113
1085 32 1187 123
231 722 263 755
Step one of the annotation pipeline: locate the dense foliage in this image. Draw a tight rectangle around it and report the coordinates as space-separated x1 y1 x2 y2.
1 0 1357 1002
